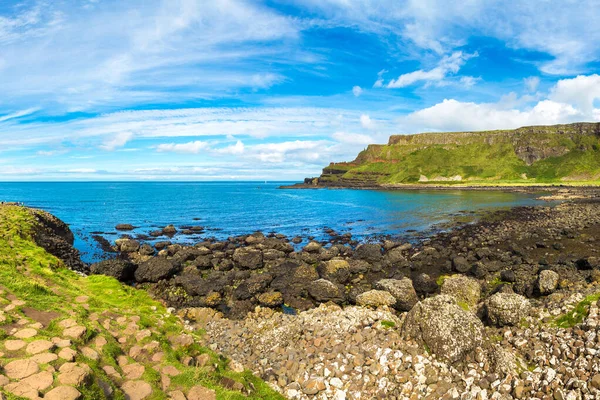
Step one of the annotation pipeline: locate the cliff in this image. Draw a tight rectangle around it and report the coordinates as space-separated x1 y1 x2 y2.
314 123 600 187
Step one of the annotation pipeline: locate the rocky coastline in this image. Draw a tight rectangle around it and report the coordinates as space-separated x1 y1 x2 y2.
73 189 600 398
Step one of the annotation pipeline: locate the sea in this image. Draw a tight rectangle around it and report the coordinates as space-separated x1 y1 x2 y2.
0 182 546 263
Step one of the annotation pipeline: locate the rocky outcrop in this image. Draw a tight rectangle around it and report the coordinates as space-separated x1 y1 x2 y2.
485 292 531 327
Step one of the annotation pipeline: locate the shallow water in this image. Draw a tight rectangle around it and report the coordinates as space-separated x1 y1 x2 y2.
0 182 545 263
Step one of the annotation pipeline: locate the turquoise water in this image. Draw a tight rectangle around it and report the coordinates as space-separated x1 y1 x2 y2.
0 182 544 263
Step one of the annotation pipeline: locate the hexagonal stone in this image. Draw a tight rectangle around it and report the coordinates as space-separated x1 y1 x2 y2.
63 326 87 339
13 328 37 339
81 346 99 360
58 319 78 328
4 359 39 379
4 381 38 399
58 347 77 361
4 340 26 351
31 352 58 364
26 339 54 355
121 380 152 400
122 363 145 380
188 386 216 400
58 362 91 386
21 370 54 391
45 386 82 400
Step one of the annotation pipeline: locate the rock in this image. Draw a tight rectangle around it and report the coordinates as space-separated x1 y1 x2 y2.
383 246 408 266
317 259 351 283
354 243 382 262
374 278 418 311
538 270 559 294
500 270 517 283
486 292 531 326
4 340 26 351
233 247 263 269
116 224 135 231
90 259 136 281
63 325 87 339
59 347 77 361
234 274 272 300
139 243 155 256
591 374 600 389
187 386 216 400
122 380 152 400
412 273 438 294
308 279 344 303
163 225 177 235
21 371 53 391
58 362 91 386
257 292 284 307
134 257 179 283
452 256 471 273
45 386 82 400
356 290 396 308
440 275 481 309
402 295 484 363
25 340 54 355
303 241 322 253
4 381 39 399
4 359 39 379
115 238 140 253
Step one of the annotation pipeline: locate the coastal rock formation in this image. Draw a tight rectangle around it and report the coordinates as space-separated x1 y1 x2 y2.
293 122 600 187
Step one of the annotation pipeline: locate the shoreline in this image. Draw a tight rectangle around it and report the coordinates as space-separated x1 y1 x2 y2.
280 182 600 192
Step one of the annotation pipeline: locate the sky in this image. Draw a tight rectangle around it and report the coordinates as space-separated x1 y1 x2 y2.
1 0 600 181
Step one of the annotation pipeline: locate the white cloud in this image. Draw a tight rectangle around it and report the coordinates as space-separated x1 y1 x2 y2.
459 76 481 88
360 114 374 129
156 140 210 154
373 69 387 88
524 76 540 92
352 85 363 97
0 108 39 122
214 140 245 155
332 131 373 145
549 74 600 115
387 52 477 88
100 132 134 151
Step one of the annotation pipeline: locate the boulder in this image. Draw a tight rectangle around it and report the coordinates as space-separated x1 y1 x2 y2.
374 278 418 311
316 259 351 284
263 238 294 253
538 270 559 294
90 259 136 281
139 243 155 256
355 290 396 308
163 225 177 235
412 273 438 294
303 241 322 253
115 224 134 231
452 256 471 273
308 279 344 304
401 295 484 363
257 292 284 307
234 274 272 300
440 275 481 309
233 247 263 269
115 238 140 253
486 292 530 327
354 244 382 262
134 258 179 283
382 246 408 266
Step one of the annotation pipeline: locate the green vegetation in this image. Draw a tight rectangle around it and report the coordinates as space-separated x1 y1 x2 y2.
318 123 600 186
380 320 396 329
554 292 600 328
0 205 284 400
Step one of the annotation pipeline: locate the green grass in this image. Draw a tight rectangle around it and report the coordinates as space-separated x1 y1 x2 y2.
380 320 396 329
0 205 284 400
322 123 600 185
554 293 600 328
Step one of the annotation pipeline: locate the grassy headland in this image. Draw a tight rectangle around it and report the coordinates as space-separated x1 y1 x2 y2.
313 123 600 187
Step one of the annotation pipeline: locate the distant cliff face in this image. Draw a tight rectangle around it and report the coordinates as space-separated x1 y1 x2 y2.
316 123 600 186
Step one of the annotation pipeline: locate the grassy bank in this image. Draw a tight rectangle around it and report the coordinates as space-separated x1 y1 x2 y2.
0 204 283 400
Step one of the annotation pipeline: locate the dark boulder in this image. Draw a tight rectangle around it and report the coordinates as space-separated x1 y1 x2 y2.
135 257 179 283
354 244 382 262
234 274 273 300
412 273 438 294
115 224 135 231
233 247 263 269
139 243 155 256
307 279 344 303
452 256 471 273
90 259 136 281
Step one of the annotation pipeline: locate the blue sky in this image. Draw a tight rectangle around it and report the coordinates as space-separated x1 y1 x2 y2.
1 0 600 181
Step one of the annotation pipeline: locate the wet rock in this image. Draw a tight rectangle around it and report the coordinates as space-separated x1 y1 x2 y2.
452 256 471 273
115 238 140 253
134 258 179 283
303 241 322 253
233 247 263 269
257 292 284 307
116 224 135 231
412 273 438 294
374 278 418 311
485 292 530 327
317 259 351 284
354 243 382 262
163 225 177 235
234 274 272 300
90 259 136 281
500 270 517 283
139 243 155 256
402 294 484 363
